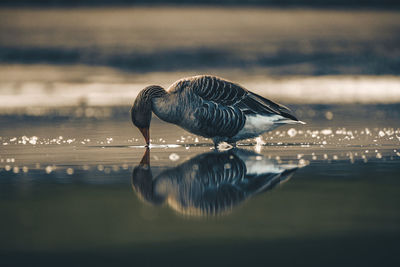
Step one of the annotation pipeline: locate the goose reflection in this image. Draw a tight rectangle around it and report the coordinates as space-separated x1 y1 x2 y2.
132 149 299 216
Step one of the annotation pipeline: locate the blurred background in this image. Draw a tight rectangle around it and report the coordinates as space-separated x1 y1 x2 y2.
0 0 399 118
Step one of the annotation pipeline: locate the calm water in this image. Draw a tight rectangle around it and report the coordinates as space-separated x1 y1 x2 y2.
1 5 399 266
1 105 400 267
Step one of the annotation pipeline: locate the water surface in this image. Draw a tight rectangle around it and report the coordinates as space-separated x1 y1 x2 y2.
1 106 400 266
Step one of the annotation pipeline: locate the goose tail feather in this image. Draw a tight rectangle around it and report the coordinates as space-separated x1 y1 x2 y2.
276 119 306 125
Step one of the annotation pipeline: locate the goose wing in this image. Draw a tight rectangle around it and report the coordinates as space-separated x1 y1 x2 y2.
190 75 298 121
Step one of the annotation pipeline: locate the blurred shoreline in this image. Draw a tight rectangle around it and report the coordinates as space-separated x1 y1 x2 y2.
1 8 399 74
1 7 399 115
1 66 400 108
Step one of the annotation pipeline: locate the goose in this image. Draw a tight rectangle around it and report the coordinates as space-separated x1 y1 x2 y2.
131 75 304 147
132 149 299 216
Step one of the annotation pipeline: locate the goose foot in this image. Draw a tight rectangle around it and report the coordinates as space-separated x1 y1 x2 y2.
216 142 235 151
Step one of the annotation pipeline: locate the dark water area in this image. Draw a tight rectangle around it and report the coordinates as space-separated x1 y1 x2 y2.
1 147 400 267
1 104 400 266
1 8 399 76
1 45 399 75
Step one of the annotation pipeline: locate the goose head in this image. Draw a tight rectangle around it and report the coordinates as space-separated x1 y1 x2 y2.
131 149 165 205
131 85 165 146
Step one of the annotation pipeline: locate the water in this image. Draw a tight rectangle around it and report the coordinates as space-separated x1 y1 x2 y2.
1 8 399 75
1 5 400 267
1 106 400 266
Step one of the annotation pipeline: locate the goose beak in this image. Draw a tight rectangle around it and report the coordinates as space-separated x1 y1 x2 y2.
139 127 150 146
139 148 150 166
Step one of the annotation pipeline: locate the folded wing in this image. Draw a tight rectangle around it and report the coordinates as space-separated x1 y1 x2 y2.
190 75 299 121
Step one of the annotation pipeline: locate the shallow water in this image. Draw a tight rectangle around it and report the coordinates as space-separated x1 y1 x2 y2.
1 5 399 266
1 106 400 266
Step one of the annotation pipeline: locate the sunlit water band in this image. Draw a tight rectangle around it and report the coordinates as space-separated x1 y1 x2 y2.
0 76 399 112
1 126 399 178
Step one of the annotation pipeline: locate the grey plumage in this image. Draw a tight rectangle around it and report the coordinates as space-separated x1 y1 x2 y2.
132 149 298 216
132 75 302 145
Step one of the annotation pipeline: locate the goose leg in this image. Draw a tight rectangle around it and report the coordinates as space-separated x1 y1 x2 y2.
214 142 219 150
212 137 235 150
212 137 222 150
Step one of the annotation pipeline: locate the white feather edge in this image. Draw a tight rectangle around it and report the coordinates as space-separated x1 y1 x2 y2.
237 114 304 137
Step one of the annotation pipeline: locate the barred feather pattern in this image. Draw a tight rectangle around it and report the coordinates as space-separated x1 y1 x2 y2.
138 85 167 101
146 75 299 142
192 75 247 106
194 101 246 138
178 75 297 137
163 151 249 216
132 150 298 216
193 152 247 187
188 75 297 118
